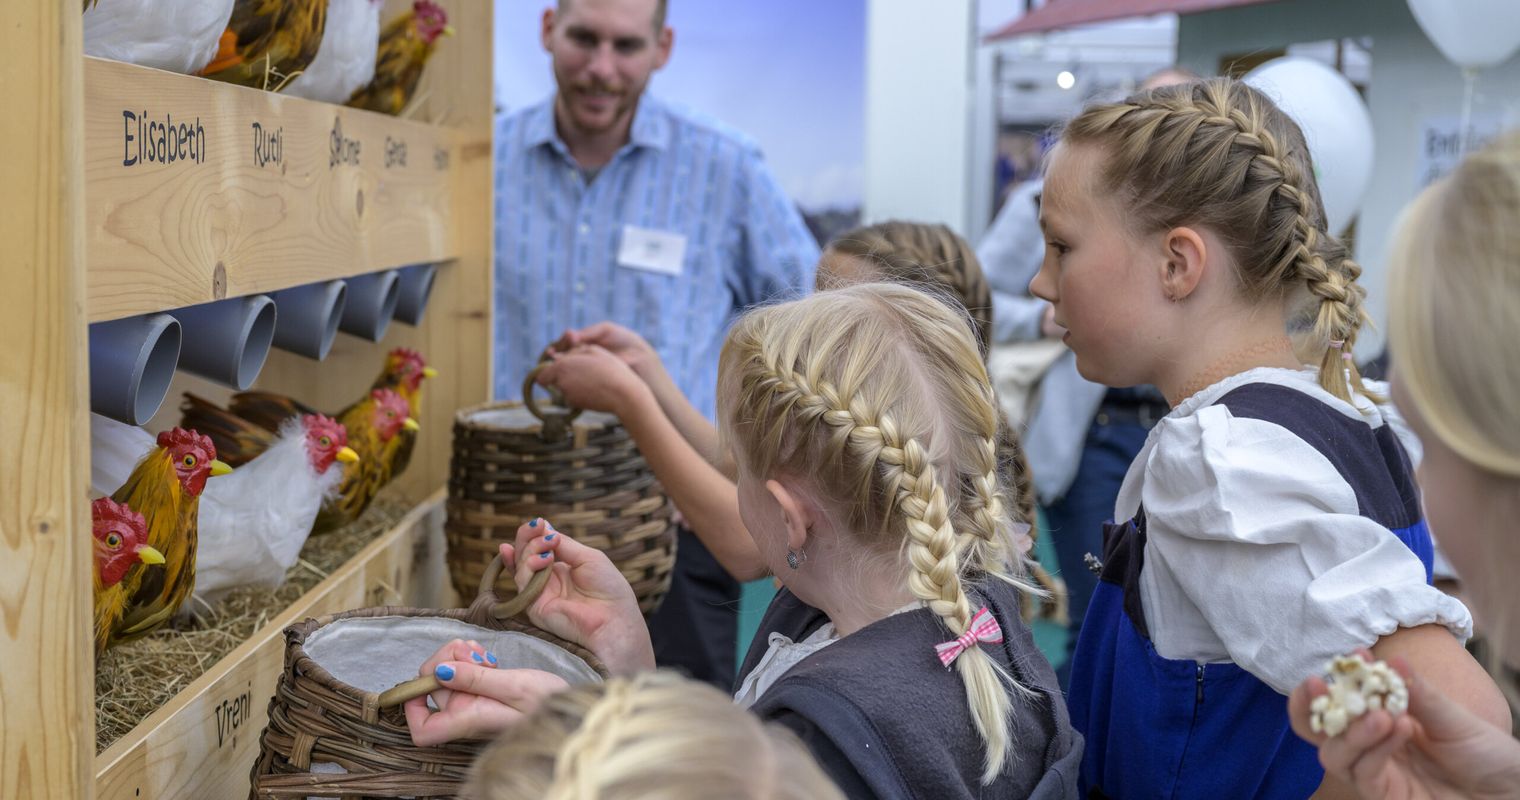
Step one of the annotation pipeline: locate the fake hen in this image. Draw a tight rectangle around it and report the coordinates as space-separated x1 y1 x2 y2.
210 347 433 477
92 498 164 656
93 412 360 601
200 0 328 92
346 0 452 115
179 388 416 533
194 414 359 604
313 389 415 533
110 429 231 646
83 0 235 75
286 0 385 103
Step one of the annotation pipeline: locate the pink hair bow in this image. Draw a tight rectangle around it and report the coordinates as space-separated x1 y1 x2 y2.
934 606 1004 668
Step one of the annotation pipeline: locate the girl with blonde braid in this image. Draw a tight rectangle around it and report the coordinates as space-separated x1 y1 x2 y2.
407 284 1080 798
465 671 844 800
1034 77 1508 797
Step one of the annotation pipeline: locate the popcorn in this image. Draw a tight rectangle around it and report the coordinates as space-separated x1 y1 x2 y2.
1308 653 1409 737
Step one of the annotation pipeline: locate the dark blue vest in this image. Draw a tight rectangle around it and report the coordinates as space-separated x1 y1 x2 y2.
1068 384 1434 798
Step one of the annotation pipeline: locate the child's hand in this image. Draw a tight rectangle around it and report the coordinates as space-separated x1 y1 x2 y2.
1289 656 1520 799
403 638 570 746
503 519 655 675
536 344 650 417
548 322 659 377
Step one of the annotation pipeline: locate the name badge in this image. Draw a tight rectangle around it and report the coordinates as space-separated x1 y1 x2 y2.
617 225 687 276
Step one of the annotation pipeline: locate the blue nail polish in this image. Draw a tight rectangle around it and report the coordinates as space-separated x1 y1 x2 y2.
435 664 455 681
471 652 483 663
486 652 498 666
544 533 555 542
529 519 538 528
540 552 552 559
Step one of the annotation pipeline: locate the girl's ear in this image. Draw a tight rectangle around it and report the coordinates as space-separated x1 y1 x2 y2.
765 479 815 552
1161 225 1209 302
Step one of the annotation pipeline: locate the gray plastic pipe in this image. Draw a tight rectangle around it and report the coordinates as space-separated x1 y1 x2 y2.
339 269 401 342
271 280 348 360
171 295 277 389
393 263 438 326
88 313 182 425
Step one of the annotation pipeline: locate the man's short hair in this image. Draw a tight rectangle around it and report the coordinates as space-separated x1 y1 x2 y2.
557 0 669 32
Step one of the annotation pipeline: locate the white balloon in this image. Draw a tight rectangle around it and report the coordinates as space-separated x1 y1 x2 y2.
1408 0 1520 70
1245 57 1375 235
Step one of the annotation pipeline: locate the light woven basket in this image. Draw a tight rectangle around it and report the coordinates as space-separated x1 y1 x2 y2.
445 368 678 616
249 560 606 799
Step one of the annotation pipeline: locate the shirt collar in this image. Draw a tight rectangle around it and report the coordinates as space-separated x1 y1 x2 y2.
523 94 672 156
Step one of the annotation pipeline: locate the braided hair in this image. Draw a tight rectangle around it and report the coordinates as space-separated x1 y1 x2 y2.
1063 78 1373 402
821 221 1037 528
719 284 1041 783
465 672 842 800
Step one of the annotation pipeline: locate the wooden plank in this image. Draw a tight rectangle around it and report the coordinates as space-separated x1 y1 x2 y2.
251 0 494 505
94 492 447 800
0 4 94 800
84 57 465 322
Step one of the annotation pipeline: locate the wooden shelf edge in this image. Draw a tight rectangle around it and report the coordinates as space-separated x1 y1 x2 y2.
93 489 449 800
84 57 481 322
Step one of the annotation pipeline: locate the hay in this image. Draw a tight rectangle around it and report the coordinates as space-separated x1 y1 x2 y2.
94 495 410 753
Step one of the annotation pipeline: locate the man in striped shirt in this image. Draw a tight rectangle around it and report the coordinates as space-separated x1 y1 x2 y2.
494 0 819 686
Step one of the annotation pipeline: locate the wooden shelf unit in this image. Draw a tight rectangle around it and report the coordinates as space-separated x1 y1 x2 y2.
1 3 494 798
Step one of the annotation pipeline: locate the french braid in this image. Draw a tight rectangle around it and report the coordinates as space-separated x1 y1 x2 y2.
720 284 1041 783
466 672 842 800
1064 78 1375 402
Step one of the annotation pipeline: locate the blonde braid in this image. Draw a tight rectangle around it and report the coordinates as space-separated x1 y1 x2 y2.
548 679 637 798
466 672 843 800
1065 78 1377 403
1188 88 1374 402
720 285 1038 784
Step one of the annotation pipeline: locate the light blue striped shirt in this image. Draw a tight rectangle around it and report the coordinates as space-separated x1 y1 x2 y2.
493 96 819 418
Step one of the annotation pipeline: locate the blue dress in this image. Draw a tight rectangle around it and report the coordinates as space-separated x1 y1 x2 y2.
1067 368 1472 799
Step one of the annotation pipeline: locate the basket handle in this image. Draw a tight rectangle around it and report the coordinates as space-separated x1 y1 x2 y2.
522 361 582 441
376 557 553 709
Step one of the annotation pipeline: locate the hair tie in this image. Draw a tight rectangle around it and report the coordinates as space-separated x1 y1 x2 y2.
1328 339 1346 349
934 607 1004 668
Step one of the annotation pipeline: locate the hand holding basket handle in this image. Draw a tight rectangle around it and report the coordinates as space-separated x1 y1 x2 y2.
382 520 653 708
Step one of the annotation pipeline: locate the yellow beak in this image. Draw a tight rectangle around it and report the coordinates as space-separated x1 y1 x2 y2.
336 446 360 464
422 367 439 379
402 417 421 432
209 459 234 477
137 545 166 566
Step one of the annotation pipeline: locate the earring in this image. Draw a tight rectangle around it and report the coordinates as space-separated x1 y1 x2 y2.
785 548 808 570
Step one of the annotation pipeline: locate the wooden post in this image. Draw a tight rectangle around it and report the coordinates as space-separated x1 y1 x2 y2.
0 4 93 800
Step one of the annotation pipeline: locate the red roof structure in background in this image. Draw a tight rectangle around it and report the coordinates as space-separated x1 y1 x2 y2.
984 0 1284 40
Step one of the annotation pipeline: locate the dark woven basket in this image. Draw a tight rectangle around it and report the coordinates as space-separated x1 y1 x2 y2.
249 560 608 799
445 369 678 616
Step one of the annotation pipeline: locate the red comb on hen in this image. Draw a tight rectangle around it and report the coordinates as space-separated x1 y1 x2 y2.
157 427 215 454
414 0 449 42
92 497 147 535
302 413 348 444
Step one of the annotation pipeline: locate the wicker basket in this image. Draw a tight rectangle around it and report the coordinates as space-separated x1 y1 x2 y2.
445 368 678 616
249 560 607 799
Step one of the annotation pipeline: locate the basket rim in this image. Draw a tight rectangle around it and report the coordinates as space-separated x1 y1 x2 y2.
452 399 619 433
284 605 609 708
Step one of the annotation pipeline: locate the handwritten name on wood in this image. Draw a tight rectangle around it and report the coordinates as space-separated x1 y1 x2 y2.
251 121 283 170
214 687 253 749
329 117 361 168
433 146 450 171
122 110 205 167
385 136 408 168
